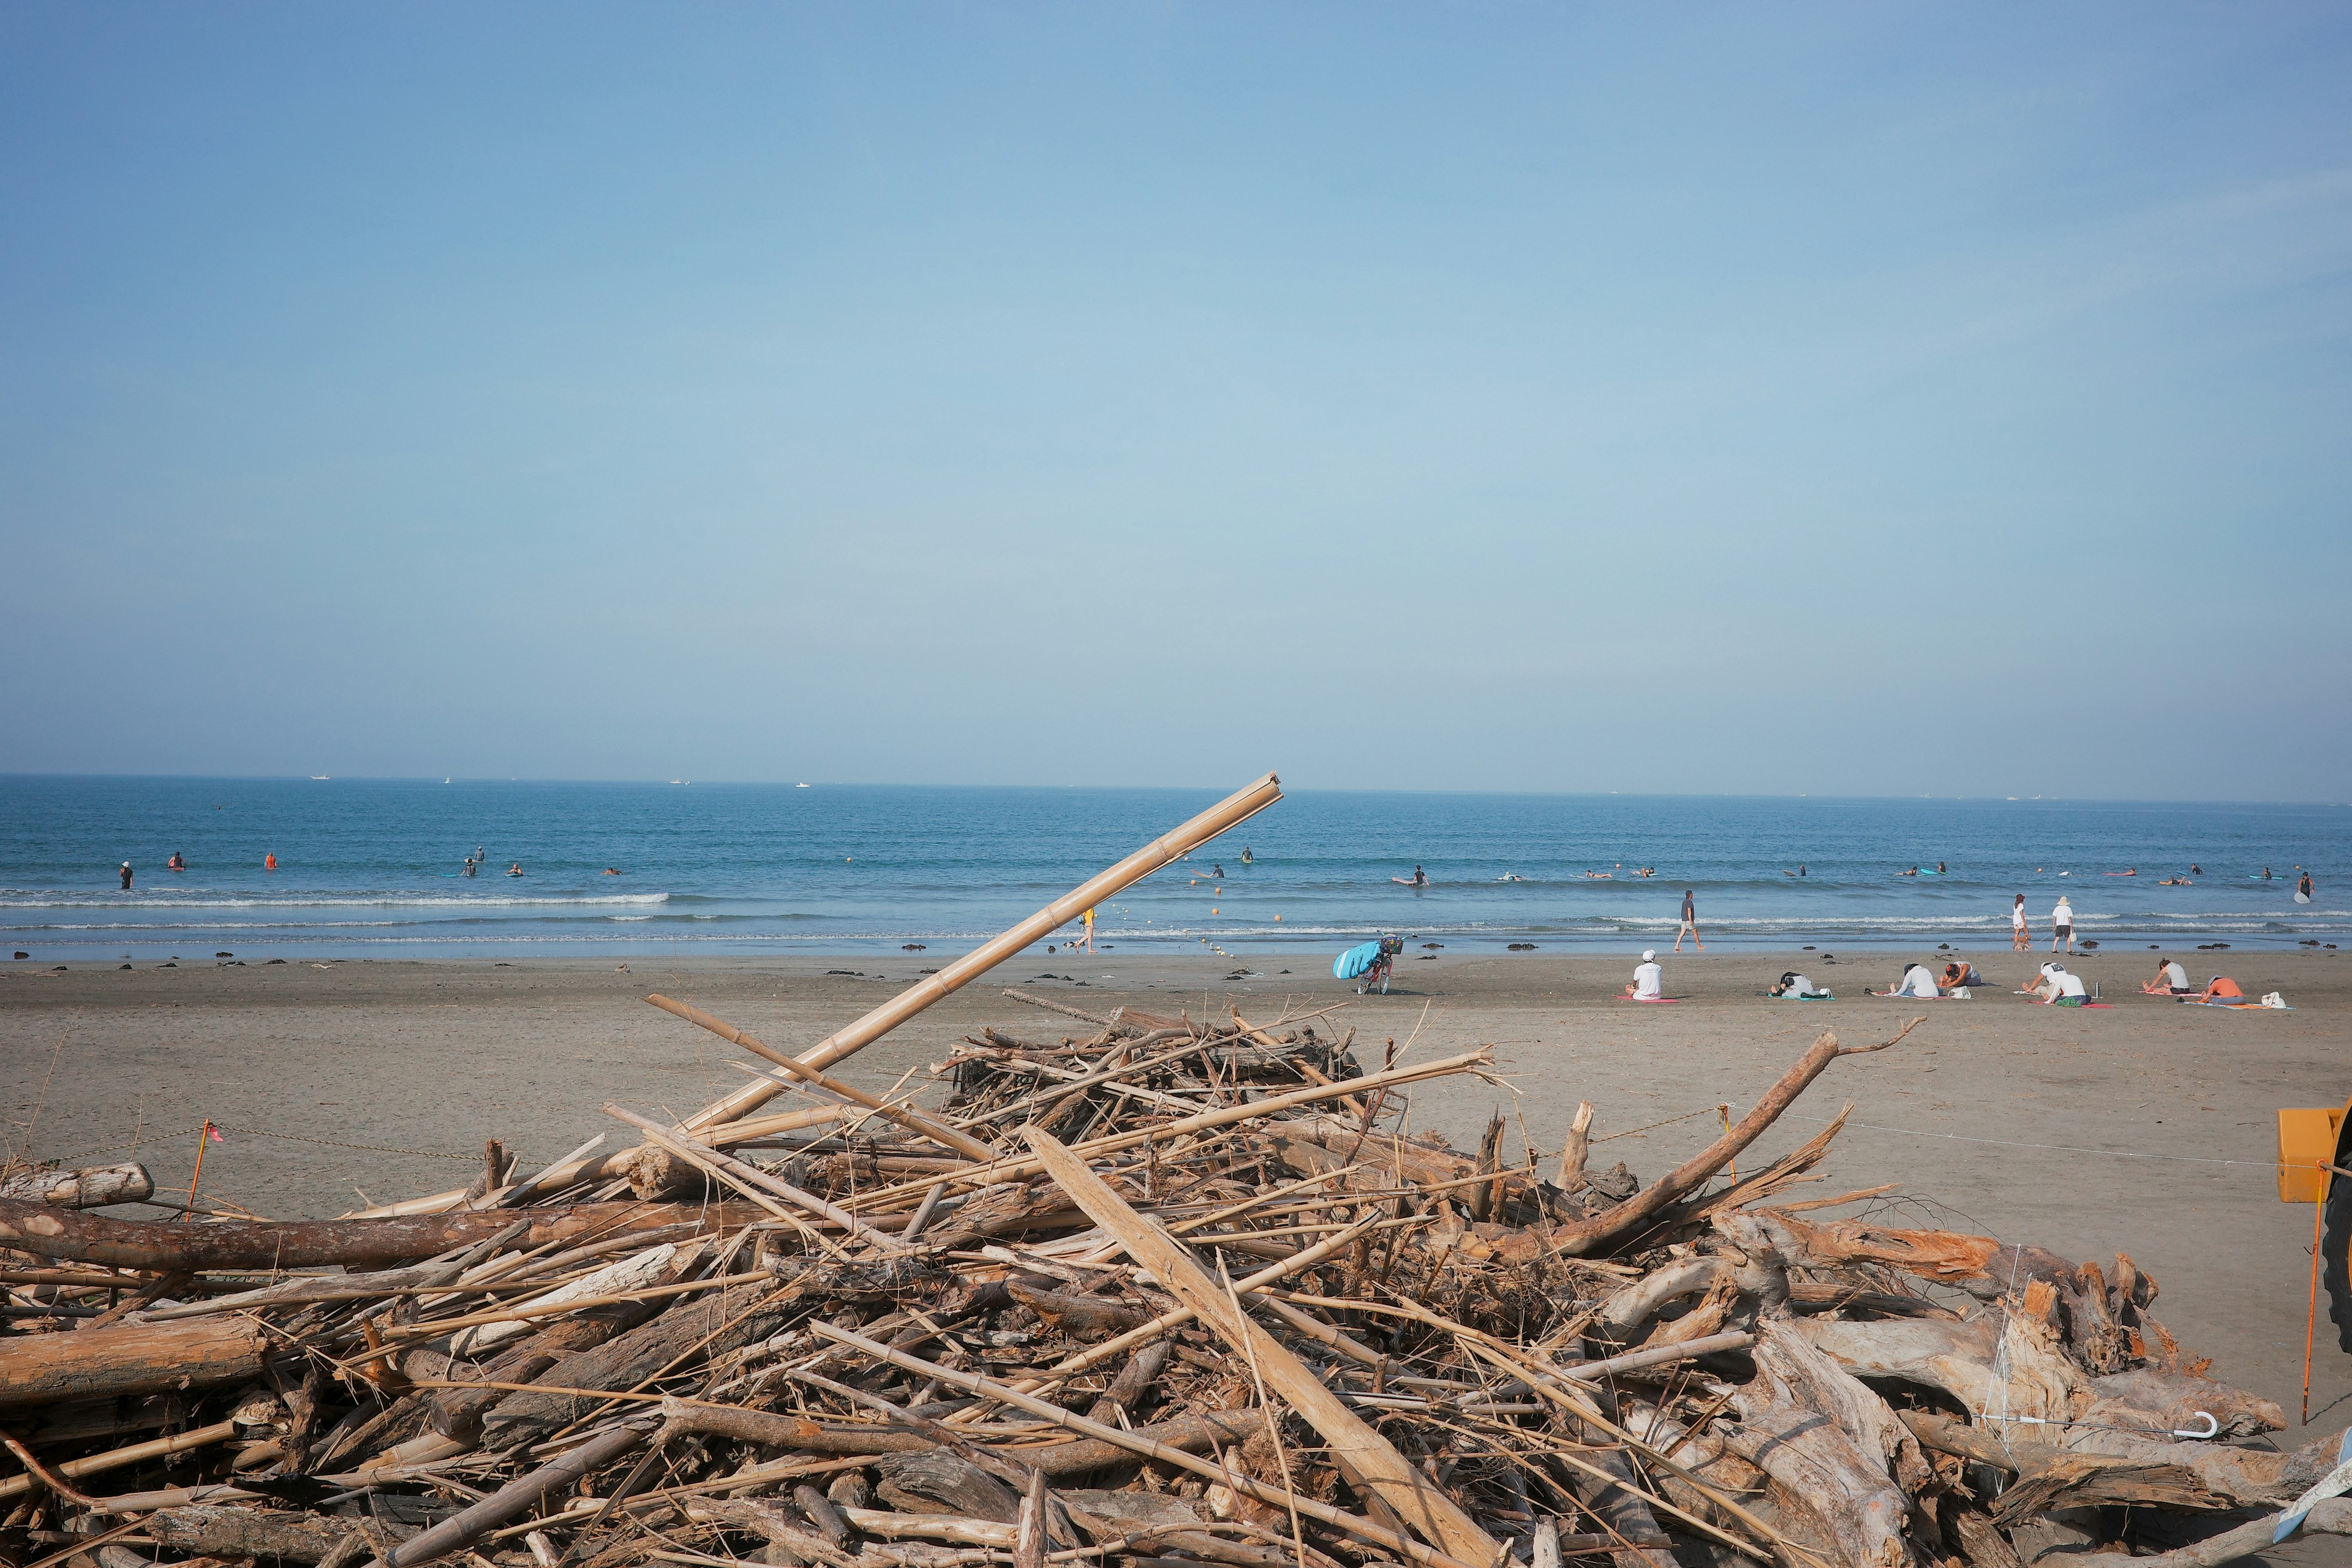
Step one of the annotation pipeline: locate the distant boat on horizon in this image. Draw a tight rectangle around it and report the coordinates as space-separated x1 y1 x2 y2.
311 775 330 781
797 782 810 788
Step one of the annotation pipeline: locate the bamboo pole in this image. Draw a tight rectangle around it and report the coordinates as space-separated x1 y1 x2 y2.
680 772 1281 1131
644 995 995 1160
1022 1128 1502 1568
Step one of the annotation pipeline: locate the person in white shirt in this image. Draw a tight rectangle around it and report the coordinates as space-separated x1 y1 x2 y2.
1896 963 1941 999
2143 958 2192 995
2011 894 2029 951
2030 964 2088 1004
1629 949 1664 1000
1770 971 1817 997
2050 896 2075 954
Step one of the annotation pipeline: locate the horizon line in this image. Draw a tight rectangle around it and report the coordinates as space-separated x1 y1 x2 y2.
1 772 2346 809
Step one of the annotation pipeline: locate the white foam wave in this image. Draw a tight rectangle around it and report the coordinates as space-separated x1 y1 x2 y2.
0 891 671 910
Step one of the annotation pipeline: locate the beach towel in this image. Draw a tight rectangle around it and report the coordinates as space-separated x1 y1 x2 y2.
1775 990 1834 1000
1333 942 1382 981
1622 996 1681 1004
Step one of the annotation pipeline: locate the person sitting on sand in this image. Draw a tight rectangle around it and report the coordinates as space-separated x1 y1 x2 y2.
2028 963 2088 1005
2190 974 2245 1004
1874 963 1937 998
2143 959 2192 995
1942 961 1982 989
1626 950 1664 1000
1770 970 1820 998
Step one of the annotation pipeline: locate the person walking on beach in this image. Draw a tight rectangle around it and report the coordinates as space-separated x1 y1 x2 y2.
1076 906 1096 952
119 861 133 890
2051 894 2075 954
2011 894 2029 950
1674 889 1703 951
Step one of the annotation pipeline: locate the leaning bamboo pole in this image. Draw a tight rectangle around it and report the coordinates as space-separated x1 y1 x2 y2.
352 771 1281 1219
677 769 1281 1131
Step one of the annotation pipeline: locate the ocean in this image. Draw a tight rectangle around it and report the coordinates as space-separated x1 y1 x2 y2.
2 777 2344 962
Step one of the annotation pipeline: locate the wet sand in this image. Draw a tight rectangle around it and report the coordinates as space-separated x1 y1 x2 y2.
6 944 2349 1485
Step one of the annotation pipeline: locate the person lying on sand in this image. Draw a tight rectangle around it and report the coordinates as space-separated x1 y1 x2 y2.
2143 958 2192 995
1770 970 1826 998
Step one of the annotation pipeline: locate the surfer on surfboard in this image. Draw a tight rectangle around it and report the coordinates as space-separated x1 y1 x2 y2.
1392 865 1427 888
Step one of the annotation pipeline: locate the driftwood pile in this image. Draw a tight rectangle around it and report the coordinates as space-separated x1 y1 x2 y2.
4 991 2348 1568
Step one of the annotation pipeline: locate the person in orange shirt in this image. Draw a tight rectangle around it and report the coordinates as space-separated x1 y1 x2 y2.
264 851 277 870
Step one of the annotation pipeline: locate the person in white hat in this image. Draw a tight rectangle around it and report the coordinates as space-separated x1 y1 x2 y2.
119 861 133 890
1629 949 1664 1000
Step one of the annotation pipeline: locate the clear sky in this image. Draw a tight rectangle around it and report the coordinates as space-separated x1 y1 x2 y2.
4 6 2347 799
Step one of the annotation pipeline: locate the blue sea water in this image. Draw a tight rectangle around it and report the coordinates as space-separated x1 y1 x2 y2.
1 777 2345 962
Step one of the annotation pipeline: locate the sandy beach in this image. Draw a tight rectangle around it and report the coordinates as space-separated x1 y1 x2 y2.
6 943 2346 1464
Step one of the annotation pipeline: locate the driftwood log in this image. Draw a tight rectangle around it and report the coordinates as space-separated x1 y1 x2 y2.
0 1317 274 1408
0 1197 771 1271
0 1161 154 1209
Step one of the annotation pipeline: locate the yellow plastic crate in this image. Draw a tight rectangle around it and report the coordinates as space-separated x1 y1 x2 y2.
2277 1104 2346 1203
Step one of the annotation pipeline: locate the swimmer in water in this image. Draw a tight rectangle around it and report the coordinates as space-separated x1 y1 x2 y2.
1240 847 1254 864
1212 864 1225 878
507 862 524 876
119 861 134 889
264 851 277 871
168 851 184 872
603 867 622 875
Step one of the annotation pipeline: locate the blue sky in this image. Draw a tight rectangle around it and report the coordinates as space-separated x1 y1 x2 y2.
3 6 2348 799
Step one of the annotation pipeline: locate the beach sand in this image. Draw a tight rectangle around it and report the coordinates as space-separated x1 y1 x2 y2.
6 944 2350 1485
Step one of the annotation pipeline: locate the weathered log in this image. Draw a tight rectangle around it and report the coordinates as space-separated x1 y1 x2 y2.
373 1417 655 1568
1014 1408 1264 1477
151 1506 407 1564
0 1317 272 1408
1003 1278 1153 1338
1897 1409 2344 1512
1087 1340 1170 1424
0 1197 769 1272
1719 1321 1923 1568
1550 1025 1913 1257
0 1161 154 1209
876 1452 1022 1522
655 1399 935 1456
1795 1311 2090 1425
481 1292 793 1450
